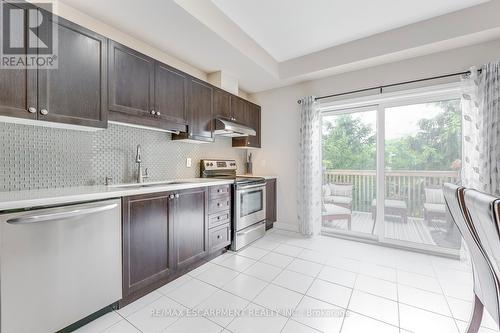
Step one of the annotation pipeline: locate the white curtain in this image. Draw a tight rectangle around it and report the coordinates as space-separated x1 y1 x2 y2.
461 62 500 195
297 96 322 236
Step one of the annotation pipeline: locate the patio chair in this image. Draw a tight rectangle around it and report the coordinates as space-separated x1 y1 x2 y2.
322 203 352 230
323 182 353 210
424 186 447 224
371 199 408 223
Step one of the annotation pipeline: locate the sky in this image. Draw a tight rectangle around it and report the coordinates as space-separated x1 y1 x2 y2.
323 101 456 140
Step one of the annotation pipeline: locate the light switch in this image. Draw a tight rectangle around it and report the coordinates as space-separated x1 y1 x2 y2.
186 158 192 168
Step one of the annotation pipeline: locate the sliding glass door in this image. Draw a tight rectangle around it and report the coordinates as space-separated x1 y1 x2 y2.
321 106 377 238
382 99 462 251
320 85 462 255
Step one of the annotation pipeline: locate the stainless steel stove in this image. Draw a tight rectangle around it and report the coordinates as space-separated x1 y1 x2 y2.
201 159 266 251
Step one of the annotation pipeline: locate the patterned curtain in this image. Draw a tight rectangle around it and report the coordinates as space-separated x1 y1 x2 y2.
461 63 500 195
297 96 322 236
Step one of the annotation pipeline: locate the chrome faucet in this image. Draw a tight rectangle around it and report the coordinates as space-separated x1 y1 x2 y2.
135 145 149 183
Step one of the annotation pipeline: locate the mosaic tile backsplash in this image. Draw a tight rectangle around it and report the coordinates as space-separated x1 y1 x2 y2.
0 122 247 191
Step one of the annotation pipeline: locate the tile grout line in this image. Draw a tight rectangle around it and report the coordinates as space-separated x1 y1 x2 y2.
277 250 322 333
430 257 463 333
94 231 472 333
339 272 358 333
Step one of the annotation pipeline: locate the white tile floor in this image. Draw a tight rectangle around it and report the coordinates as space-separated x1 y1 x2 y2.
76 229 500 333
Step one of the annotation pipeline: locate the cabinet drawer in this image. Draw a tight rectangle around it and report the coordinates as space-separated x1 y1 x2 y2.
209 210 230 228
209 197 231 214
209 223 231 252
209 185 231 199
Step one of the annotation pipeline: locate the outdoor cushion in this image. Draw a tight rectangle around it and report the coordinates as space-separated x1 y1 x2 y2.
324 195 352 205
322 184 331 197
371 199 408 209
424 203 446 214
425 188 445 204
323 204 351 216
329 184 353 197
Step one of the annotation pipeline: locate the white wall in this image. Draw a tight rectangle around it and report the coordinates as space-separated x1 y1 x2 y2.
249 38 500 230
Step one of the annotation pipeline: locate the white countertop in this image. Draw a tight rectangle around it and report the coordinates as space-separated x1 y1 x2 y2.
238 174 278 180
0 178 234 211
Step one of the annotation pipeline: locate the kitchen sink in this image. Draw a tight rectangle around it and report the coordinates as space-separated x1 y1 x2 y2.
108 180 193 189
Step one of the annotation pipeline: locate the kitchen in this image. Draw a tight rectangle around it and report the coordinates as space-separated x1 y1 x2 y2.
0 1 277 332
2 1 500 333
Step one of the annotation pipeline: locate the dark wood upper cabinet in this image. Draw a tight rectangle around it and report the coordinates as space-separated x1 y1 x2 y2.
122 192 174 304
213 89 231 120
265 179 277 230
108 41 154 118
173 78 214 142
173 187 209 271
0 3 37 120
232 101 261 148
247 103 261 148
0 6 263 138
230 95 248 124
37 15 107 128
108 41 187 132
155 63 188 125
0 5 106 128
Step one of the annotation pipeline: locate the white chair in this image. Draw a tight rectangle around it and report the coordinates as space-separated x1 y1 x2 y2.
464 189 500 331
424 187 447 223
322 203 352 230
444 184 498 333
323 183 353 210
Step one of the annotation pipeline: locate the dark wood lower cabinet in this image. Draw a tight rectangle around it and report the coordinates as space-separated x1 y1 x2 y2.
122 192 173 305
121 186 228 306
173 187 209 273
266 179 277 230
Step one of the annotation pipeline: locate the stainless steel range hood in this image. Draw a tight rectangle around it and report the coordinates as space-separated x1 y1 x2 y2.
214 118 256 137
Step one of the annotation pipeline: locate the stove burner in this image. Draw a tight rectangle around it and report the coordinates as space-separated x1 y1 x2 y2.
200 159 265 185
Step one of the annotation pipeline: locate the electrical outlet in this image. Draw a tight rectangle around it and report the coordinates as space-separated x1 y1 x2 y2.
186 158 192 168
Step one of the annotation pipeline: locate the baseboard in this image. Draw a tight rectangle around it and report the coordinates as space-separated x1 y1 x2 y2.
273 222 299 232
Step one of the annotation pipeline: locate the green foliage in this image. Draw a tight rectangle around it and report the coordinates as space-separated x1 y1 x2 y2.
322 115 376 170
322 100 462 171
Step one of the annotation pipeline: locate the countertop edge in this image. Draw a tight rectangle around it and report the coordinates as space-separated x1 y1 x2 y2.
0 179 234 211
238 175 278 180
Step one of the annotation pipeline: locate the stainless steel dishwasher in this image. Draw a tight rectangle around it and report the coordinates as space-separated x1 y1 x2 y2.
0 199 123 333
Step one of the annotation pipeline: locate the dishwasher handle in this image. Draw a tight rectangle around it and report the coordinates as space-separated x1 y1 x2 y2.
6 203 118 225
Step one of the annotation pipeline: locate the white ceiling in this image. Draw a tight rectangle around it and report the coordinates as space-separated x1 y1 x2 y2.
212 0 489 61
59 0 277 90
58 0 499 93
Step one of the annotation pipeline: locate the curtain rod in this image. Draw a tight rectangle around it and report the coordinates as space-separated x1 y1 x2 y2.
297 69 482 104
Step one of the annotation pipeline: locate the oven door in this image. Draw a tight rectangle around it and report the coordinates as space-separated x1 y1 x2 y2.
235 183 266 231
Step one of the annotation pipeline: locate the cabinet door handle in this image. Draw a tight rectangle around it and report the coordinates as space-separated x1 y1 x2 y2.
151 110 156 115
28 107 37 114
169 194 175 200
217 235 221 239
156 112 161 117
40 109 49 115
175 194 179 199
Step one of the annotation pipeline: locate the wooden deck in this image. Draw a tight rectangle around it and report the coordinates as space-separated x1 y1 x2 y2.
322 211 437 246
